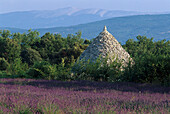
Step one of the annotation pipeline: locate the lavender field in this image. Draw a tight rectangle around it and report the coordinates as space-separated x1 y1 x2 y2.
0 78 169 114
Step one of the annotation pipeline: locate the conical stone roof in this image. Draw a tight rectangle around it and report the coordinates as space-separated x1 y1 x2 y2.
80 26 133 66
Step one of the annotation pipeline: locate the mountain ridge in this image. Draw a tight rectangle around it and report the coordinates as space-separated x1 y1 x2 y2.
0 7 150 29
1 14 170 44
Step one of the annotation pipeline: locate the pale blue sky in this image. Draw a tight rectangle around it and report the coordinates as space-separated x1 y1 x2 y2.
1 0 170 14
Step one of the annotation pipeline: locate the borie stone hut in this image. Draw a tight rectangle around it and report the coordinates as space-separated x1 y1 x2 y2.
79 26 133 66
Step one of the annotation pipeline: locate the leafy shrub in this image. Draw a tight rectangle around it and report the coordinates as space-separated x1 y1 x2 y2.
0 57 9 70
122 53 170 86
21 48 42 66
54 58 72 80
7 58 28 76
72 55 122 82
27 61 56 79
122 36 170 86
27 60 71 80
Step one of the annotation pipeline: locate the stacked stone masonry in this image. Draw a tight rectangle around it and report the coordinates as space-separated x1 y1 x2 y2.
80 26 133 66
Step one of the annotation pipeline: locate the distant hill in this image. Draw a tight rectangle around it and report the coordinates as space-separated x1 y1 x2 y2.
0 7 147 29
0 27 27 33
1 14 170 44
36 14 170 43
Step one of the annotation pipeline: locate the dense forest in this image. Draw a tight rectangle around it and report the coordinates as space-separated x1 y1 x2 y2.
0 30 169 86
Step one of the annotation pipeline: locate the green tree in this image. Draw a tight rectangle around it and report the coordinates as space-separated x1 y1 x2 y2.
21 30 40 49
7 58 28 76
21 48 42 66
122 36 170 86
27 61 57 80
0 57 9 70
0 38 21 63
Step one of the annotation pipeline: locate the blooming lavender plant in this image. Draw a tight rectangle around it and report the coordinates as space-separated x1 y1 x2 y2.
0 79 169 113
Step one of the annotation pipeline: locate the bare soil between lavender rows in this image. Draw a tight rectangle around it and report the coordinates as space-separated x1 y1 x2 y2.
0 78 169 93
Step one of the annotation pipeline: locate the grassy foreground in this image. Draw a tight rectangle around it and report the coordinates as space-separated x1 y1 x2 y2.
0 78 169 114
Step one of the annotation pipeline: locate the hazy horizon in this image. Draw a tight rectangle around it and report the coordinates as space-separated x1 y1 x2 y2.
1 0 170 14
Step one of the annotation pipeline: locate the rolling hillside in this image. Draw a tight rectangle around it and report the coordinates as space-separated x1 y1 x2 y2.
0 7 145 29
36 14 170 43
1 14 170 43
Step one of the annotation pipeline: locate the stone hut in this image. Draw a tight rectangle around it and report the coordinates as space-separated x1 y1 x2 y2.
79 26 133 66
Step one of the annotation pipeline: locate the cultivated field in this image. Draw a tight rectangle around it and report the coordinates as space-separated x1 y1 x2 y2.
0 79 169 113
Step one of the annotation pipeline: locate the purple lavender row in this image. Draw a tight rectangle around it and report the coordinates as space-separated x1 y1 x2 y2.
0 79 169 113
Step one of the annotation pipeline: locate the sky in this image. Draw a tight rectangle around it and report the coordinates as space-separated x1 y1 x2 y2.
1 0 170 14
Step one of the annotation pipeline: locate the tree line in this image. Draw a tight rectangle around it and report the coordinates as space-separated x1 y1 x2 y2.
0 30 169 86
